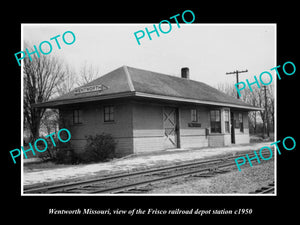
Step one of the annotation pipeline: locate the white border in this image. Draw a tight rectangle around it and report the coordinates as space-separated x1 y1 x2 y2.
21 23 277 197
21 24 24 195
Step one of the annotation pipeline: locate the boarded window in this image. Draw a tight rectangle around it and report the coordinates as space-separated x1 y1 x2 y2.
210 110 221 133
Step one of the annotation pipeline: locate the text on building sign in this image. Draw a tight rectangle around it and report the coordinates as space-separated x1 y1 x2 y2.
74 84 108 95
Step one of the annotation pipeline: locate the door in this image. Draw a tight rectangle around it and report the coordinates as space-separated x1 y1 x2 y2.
163 107 179 149
230 111 235 144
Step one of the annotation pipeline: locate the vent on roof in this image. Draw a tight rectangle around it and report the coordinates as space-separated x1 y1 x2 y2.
181 67 190 79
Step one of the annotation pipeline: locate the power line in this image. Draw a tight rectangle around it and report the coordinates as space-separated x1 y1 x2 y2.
226 69 248 99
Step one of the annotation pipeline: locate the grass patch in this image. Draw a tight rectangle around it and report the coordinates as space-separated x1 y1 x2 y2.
24 161 77 172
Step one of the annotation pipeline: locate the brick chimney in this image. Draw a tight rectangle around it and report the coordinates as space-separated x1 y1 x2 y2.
181 67 190 79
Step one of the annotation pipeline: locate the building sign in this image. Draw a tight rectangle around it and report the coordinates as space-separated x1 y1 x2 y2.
74 84 108 95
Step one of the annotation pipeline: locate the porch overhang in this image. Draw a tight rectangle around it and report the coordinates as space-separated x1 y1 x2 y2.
33 91 263 111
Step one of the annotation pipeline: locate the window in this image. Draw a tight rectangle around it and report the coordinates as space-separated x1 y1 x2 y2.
104 106 114 122
210 110 221 133
191 109 198 122
239 113 244 132
73 109 82 124
224 110 230 133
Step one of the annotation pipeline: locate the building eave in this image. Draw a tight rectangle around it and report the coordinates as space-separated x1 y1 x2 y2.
33 92 136 108
33 91 263 111
134 92 263 111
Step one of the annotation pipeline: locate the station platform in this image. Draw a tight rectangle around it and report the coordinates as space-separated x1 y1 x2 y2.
23 142 272 187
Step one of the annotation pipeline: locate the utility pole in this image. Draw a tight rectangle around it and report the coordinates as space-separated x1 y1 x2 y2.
263 86 269 138
226 69 248 99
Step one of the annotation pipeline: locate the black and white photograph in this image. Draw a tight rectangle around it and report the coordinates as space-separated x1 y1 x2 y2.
21 24 276 195
3 4 298 220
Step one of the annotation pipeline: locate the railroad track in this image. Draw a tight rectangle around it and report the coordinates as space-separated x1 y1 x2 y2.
249 182 275 194
24 150 273 194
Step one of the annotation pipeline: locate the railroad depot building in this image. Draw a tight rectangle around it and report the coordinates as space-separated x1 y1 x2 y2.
35 66 261 156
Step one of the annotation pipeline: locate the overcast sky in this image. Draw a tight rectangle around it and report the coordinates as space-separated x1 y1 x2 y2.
22 23 276 88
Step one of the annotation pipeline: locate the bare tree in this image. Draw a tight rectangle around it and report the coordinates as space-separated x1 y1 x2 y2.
267 84 275 131
248 90 259 134
215 82 274 136
243 87 261 134
43 64 76 137
255 85 274 137
56 64 77 96
40 108 59 134
23 45 66 141
215 82 237 98
76 62 100 86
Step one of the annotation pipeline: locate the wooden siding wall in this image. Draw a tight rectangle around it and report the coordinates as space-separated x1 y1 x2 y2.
132 102 165 153
59 100 251 156
208 135 225 147
179 106 209 148
59 102 134 156
233 111 250 144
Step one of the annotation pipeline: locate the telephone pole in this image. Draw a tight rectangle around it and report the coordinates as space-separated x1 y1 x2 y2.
263 86 269 138
226 69 248 99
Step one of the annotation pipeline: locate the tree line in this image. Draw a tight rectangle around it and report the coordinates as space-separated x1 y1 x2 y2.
23 44 100 143
215 82 274 137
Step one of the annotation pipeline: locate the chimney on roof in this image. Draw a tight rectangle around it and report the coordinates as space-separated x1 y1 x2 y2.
181 67 190 79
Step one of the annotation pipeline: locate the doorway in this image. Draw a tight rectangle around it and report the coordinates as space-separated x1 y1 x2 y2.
230 111 235 144
163 107 179 149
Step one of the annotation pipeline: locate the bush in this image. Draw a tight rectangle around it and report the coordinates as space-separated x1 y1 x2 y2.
79 133 116 163
35 137 78 164
35 137 59 162
35 133 116 164
55 147 79 164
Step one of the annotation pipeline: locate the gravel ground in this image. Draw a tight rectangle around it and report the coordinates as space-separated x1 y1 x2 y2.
23 142 273 187
148 160 275 194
